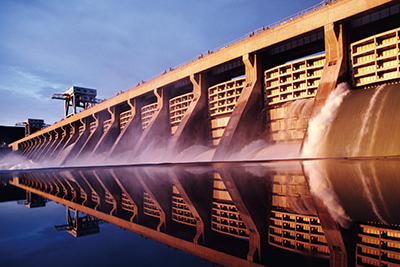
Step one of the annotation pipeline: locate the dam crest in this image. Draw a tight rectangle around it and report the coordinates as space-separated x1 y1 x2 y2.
8 0 400 164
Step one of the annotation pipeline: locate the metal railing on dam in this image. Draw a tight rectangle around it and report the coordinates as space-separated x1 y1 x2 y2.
146 0 339 83
9 0 400 164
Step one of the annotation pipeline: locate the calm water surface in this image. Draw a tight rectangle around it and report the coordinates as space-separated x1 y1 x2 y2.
1 158 400 267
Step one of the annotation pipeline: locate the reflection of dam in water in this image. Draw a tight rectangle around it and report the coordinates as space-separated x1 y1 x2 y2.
269 171 330 258
4 2 400 266
6 158 400 267
7 0 400 164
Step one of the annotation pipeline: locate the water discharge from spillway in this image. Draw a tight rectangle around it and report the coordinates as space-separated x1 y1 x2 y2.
315 83 400 158
281 97 314 142
351 85 386 157
228 97 314 161
157 82 400 161
301 83 350 158
3 83 400 171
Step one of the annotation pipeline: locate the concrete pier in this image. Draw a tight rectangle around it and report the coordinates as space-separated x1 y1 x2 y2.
9 0 400 163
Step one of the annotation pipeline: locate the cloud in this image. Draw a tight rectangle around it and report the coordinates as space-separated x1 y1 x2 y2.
0 0 321 126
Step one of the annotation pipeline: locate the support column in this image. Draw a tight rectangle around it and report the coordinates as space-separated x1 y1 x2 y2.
307 183 348 267
26 136 43 159
57 122 80 162
35 131 55 161
301 160 350 267
23 137 36 158
24 140 34 156
43 129 62 159
108 98 142 158
129 88 170 160
22 139 33 156
49 125 70 159
91 105 121 156
30 134 47 160
213 53 263 160
134 168 169 232
168 169 206 244
93 170 117 216
76 113 103 159
111 170 139 223
217 167 268 262
300 22 348 155
72 172 100 210
309 23 348 117
111 168 145 223
166 73 209 156
80 171 107 212
61 117 92 165
11 141 21 153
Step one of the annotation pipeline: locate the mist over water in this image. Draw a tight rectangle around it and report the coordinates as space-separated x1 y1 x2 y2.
4 82 400 170
0 85 340 169
0 153 37 170
5 82 400 232
170 145 215 163
228 141 301 161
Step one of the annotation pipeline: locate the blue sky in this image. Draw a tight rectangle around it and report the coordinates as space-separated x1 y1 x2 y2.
0 0 320 126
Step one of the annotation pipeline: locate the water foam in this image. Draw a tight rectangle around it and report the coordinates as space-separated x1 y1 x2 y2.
302 83 350 158
2 83 349 168
279 98 313 141
352 84 386 156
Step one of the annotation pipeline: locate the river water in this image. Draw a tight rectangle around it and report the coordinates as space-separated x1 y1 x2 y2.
1 158 400 267
2 83 400 266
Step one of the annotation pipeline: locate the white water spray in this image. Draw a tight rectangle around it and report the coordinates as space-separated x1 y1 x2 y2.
302 83 350 158
280 98 313 141
0 83 350 169
352 84 386 156
300 84 352 227
229 98 313 161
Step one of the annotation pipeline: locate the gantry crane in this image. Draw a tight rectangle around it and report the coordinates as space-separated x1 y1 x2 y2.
52 86 98 118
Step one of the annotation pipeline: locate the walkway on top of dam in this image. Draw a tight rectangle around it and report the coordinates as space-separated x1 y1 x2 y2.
11 0 395 144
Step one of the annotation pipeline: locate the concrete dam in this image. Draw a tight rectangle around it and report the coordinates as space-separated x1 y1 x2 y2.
9 0 400 164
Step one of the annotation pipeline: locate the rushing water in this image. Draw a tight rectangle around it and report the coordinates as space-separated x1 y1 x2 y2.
2 83 400 267
313 84 400 158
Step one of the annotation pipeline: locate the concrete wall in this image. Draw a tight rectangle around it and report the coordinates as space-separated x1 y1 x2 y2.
9 0 400 164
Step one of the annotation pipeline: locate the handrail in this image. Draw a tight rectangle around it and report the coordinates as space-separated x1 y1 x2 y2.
41 0 338 123
137 0 337 86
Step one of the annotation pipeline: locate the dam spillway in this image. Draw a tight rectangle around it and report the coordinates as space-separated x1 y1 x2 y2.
8 0 400 164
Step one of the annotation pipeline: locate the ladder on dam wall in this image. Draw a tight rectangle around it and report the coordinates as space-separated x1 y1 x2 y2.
9 0 400 165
